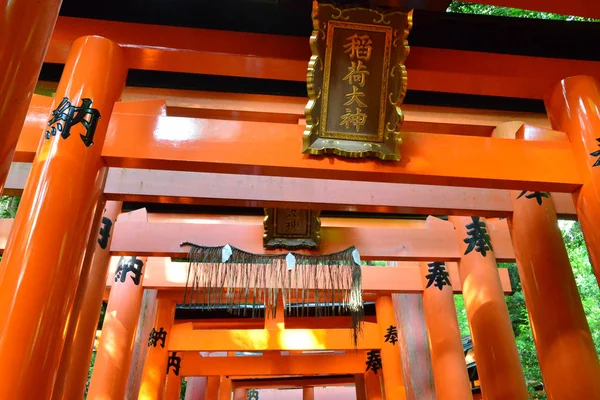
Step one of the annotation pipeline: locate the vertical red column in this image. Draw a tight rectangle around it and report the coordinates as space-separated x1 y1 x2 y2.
219 376 233 400
0 0 62 193
0 36 125 399
355 374 367 400
364 372 382 400
186 377 209 400
52 200 123 400
448 216 528 400
420 260 473 400
303 387 315 400
206 376 220 400
233 388 247 400
508 191 600 397
164 365 183 400
545 76 600 287
375 295 407 400
139 296 177 398
87 207 149 399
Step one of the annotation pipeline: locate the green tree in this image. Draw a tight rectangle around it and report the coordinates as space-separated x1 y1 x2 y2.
447 1 597 21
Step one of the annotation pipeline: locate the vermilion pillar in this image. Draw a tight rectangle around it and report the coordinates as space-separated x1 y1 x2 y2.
509 191 600 397
219 376 233 399
233 387 246 400
364 372 383 400
186 377 208 400
419 261 473 400
355 374 367 400
0 0 62 194
0 36 125 399
165 368 183 400
545 76 600 287
206 376 220 400
139 297 177 398
303 387 315 400
87 252 149 399
448 216 528 400
52 200 123 400
375 295 406 400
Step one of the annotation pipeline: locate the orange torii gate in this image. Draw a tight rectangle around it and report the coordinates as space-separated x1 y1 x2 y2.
1 2 600 399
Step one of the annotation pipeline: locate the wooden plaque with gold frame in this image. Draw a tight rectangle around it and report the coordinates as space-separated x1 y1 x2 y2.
263 208 321 250
303 1 412 161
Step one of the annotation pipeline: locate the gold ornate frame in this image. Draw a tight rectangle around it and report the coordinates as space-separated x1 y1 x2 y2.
263 208 321 250
303 1 412 161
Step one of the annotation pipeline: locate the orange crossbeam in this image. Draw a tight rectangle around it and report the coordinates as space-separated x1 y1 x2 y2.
16 113 582 191
232 376 355 389
180 352 368 377
45 17 600 99
105 258 513 294
169 322 380 351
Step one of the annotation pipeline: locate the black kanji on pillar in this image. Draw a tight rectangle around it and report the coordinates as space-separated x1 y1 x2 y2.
45 97 101 147
516 191 550 205
114 256 144 285
365 349 383 374
590 138 600 167
148 327 168 348
97 212 113 250
384 325 398 345
166 352 181 376
464 217 493 257
425 262 451 290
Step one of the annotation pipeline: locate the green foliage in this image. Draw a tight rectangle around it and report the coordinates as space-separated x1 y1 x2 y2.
447 1 598 22
454 221 600 399
0 196 19 218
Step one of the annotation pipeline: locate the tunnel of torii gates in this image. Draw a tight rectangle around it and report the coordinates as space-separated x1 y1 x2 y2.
3 1 600 400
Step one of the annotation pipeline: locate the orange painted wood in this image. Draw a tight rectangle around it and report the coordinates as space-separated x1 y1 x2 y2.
449 216 528 400
139 297 177 399
12 109 582 190
185 377 208 400
468 0 600 18
0 0 61 194
45 17 600 99
88 210 150 400
376 295 407 400
219 377 233 400
205 377 220 400
546 76 600 287
5 162 578 217
233 376 354 389
364 372 383 400
169 322 380 352
53 201 123 400
0 36 126 399
164 372 183 400
180 352 369 376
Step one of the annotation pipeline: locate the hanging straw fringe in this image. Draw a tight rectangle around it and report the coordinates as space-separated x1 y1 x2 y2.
180 242 364 346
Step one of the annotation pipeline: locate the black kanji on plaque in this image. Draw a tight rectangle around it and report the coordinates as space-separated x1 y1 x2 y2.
384 325 398 345
114 256 144 285
365 349 383 374
97 213 113 250
591 138 600 167
464 217 493 257
425 262 451 290
148 327 168 348
166 352 181 376
516 191 550 206
45 97 101 147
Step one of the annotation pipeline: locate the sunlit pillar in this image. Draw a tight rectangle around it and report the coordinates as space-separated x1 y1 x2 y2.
303 387 315 400
52 200 123 400
355 374 367 400
139 296 177 398
375 295 406 400
545 76 600 287
392 294 436 400
448 216 528 400
0 0 62 194
219 376 232 400
508 191 600 397
87 245 149 398
206 376 220 400
364 372 383 400
0 36 125 399
419 261 473 400
186 377 208 400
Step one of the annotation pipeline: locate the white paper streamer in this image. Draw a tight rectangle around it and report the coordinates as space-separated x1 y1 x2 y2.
222 244 233 263
352 248 361 265
286 252 296 271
